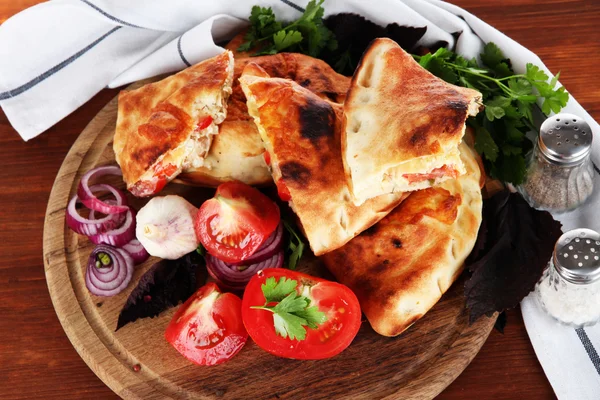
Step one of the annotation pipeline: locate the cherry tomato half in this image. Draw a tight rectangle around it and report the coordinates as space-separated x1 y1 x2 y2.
194 182 280 263
165 283 247 366
242 269 362 360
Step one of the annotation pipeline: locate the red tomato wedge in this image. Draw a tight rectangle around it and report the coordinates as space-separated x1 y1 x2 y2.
194 182 280 263
242 269 361 360
165 283 247 366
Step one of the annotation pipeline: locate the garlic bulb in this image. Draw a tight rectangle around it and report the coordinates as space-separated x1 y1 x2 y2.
136 195 199 260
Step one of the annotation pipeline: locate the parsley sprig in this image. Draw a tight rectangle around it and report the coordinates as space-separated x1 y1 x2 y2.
238 0 337 57
415 43 569 184
251 276 327 341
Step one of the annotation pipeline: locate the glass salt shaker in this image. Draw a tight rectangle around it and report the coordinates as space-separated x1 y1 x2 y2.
518 113 594 212
535 228 600 327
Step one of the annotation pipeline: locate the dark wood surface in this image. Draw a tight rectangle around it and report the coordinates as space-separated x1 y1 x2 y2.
2 0 599 398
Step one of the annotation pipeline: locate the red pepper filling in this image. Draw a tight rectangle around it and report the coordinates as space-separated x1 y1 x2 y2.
130 162 178 197
275 180 292 202
403 165 458 184
130 117 213 197
196 116 213 131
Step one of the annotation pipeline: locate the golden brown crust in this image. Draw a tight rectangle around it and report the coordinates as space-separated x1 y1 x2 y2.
114 51 233 189
179 53 350 187
240 65 406 255
321 143 483 337
342 38 482 203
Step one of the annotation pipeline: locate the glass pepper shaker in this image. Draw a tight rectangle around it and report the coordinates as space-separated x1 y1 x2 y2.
518 113 594 212
535 228 600 327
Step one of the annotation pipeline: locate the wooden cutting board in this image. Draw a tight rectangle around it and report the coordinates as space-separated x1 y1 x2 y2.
43 83 496 400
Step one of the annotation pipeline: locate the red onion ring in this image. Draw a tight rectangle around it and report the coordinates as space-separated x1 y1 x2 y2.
86 245 134 297
122 239 150 265
206 251 283 290
231 224 283 266
66 184 127 236
89 208 135 247
78 166 129 214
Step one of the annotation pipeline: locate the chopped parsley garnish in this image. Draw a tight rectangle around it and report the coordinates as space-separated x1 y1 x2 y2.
251 276 327 341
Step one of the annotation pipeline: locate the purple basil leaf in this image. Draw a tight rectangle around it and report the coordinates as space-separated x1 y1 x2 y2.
116 252 205 330
464 190 562 323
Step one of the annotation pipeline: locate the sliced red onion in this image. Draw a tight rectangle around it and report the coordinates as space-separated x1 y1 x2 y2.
86 245 134 297
206 250 283 290
89 208 135 247
231 224 283 266
122 239 150 265
78 166 129 214
66 184 127 236
88 198 119 220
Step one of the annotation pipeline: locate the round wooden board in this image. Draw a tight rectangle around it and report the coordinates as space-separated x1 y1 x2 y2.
43 82 496 400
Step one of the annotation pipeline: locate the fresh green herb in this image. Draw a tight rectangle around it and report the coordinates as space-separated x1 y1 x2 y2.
283 220 305 270
239 0 337 57
414 43 569 184
196 243 206 257
251 276 327 340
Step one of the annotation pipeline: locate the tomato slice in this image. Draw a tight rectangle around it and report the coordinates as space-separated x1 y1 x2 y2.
403 165 458 184
165 283 248 366
194 182 280 263
242 269 361 360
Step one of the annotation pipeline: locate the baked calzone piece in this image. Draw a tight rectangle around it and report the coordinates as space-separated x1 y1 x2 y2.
177 52 350 187
239 63 406 256
322 143 483 336
113 51 234 197
342 38 482 205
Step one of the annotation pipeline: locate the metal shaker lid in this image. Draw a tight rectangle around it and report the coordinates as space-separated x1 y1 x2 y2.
539 113 593 164
554 228 600 284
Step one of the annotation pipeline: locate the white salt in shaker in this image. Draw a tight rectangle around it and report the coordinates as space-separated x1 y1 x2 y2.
535 228 600 327
518 113 594 212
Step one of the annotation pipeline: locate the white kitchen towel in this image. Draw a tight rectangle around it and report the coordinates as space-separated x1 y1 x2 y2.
1 0 599 398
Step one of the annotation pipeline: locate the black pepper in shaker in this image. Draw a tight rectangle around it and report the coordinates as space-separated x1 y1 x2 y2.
518 113 594 212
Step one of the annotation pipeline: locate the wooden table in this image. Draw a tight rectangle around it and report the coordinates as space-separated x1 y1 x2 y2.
2 0 598 398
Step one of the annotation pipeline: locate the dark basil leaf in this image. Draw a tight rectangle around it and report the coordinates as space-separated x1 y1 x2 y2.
464 190 562 323
323 13 426 75
116 252 205 330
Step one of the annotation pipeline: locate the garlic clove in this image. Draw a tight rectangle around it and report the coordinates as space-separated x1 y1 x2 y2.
136 195 199 260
